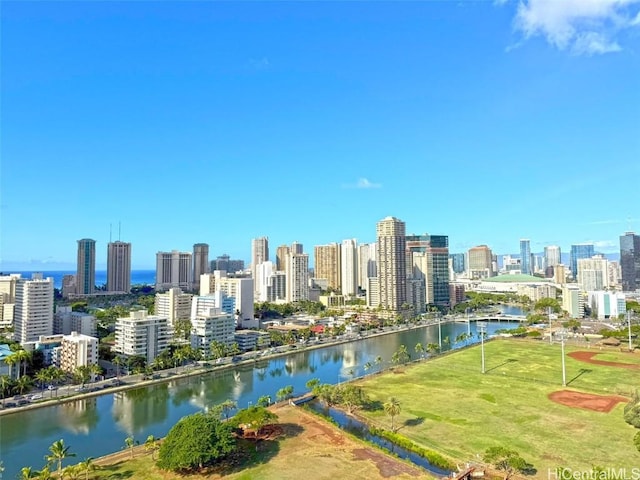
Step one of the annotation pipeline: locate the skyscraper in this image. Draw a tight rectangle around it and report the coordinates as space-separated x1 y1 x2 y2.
314 243 341 291
286 253 309 302
544 246 561 269
341 239 358 296
76 239 96 295
620 232 640 292
577 255 609 292
406 234 450 308
449 253 465 274
156 251 193 291
570 244 594 280
376 216 407 312
251 237 269 296
276 245 290 271
519 239 532 275
358 243 377 291
14 273 54 344
107 241 132 293
193 243 209 290
467 245 494 279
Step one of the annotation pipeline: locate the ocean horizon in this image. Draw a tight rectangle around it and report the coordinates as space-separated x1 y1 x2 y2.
2 270 156 289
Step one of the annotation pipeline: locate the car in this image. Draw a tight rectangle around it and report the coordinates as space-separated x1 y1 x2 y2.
29 394 43 401
4 402 17 408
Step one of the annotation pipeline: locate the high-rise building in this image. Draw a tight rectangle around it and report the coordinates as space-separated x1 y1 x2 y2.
58 332 99 376
252 237 269 295
314 243 341 291
276 245 290 271
286 253 310 302
14 274 54 344
620 232 640 292
577 255 609 292
155 251 193 291
467 245 494 279
376 216 407 312
449 253 465 274
155 288 193 330
114 310 170 364
53 306 97 337
519 239 532 275
192 243 210 290
358 243 377 291
544 246 561 269
406 234 450 308
216 274 256 329
341 239 358 296
0 274 19 330
76 239 96 295
570 244 594 280
291 242 303 255
562 285 584 319
107 241 131 293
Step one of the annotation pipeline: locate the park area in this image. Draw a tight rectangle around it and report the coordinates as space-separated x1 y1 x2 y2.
354 338 640 474
89 404 430 480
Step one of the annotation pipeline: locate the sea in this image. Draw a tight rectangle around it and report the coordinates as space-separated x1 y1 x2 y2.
4 270 156 289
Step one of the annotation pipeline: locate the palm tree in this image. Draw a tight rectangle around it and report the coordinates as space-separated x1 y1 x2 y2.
219 399 237 421
124 436 137 459
113 356 124 380
363 361 373 374
144 435 159 460
45 439 76 478
4 353 19 379
19 466 35 479
36 466 53 480
90 364 103 382
0 375 12 406
414 342 425 359
374 355 383 372
16 349 31 378
78 457 97 480
426 343 439 356
63 464 82 480
35 369 50 396
384 397 401 432
391 345 410 366
74 366 92 388
14 375 33 395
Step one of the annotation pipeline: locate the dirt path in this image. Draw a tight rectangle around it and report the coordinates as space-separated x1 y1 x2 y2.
568 351 640 370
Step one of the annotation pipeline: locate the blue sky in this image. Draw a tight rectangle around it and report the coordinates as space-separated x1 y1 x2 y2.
2 1 639 270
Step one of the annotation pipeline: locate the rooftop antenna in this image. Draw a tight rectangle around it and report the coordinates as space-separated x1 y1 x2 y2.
118 221 121 241
109 223 112 243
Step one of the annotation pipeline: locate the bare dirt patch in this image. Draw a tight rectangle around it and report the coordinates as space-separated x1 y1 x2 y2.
352 448 422 478
569 351 640 370
548 390 628 413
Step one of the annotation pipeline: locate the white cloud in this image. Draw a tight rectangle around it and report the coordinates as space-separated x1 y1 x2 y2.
247 57 270 70
342 178 382 189
513 0 640 54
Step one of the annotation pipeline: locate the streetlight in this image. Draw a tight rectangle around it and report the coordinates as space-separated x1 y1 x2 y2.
438 315 442 352
548 307 553 345
466 307 471 338
478 322 487 374
628 310 633 352
557 329 567 387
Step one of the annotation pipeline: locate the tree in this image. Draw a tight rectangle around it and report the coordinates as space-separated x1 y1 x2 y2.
276 385 294 402
112 356 125 379
14 375 33 395
634 431 640 453
483 446 535 480
624 391 640 428
35 466 53 480
391 345 410 366
15 349 31 378
74 366 92 388
232 405 278 437
63 464 82 480
384 397 401 432
414 342 425 358
157 412 236 471
306 378 320 390
426 343 439 356
124 436 137 459
0 375 12 405
145 435 160 460
45 439 76 478
219 399 237 421
35 369 50 396
78 457 97 480
363 361 373 373
256 395 271 407
336 384 368 415
19 467 35 479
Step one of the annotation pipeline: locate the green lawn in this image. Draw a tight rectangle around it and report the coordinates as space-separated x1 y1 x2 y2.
355 339 640 474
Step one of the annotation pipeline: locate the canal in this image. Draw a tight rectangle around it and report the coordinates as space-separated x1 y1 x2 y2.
0 319 519 475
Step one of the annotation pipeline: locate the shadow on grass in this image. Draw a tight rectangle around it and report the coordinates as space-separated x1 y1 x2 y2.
485 358 518 374
99 465 135 479
206 422 303 477
364 399 384 412
566 368 592 386
403 416 425 427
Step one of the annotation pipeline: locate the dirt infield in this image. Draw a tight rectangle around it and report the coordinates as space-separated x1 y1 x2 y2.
548 390 628 413
569 351 640 369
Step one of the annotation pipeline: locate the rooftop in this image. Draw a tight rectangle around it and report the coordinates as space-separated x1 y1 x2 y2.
483 274 552 283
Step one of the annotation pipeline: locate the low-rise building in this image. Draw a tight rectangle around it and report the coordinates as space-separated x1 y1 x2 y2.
234 330 271 352
190 307 235 357
57 332 99 375
588 291 626 320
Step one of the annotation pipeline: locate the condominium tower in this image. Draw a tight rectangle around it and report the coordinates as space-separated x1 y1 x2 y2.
519 239 532 275
14 274 54 344
620 232 640 292
376 216 407 312
107 241 132 293
155 251 193 291
341 239 358 296
192 243 210 290
570 244 594 280
314 243 341 291
76 239 96 295
251 237 269 295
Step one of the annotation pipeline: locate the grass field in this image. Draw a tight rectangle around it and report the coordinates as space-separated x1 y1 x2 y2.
354 339 640 475
85 405 429 480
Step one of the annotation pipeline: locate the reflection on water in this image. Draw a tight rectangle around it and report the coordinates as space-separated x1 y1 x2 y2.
0 320 518 478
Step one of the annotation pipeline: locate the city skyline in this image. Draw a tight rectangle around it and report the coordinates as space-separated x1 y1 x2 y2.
2 2 639 270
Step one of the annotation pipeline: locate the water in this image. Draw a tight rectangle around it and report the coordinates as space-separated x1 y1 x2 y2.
308 403 451 477
0 321 517 476
3 270 156 289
